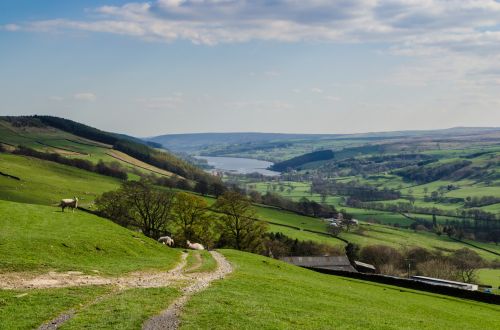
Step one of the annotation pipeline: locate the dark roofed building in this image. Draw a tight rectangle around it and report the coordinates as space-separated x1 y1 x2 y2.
280 256 357 272
353 260 376 273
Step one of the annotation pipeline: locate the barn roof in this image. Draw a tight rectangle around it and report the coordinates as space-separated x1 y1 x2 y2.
354 260 376 270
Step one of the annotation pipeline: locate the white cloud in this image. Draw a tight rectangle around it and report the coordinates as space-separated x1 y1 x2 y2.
2 24 20 31
9 1 500 95
10 0 500 51
74 92 97 102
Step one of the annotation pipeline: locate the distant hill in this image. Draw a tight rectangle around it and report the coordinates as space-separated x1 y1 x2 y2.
271 150 335 172
146 132 338 152
147 127 500 156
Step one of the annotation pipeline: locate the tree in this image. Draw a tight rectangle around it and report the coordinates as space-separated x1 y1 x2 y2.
451 248 483 283
360 245 403 272
95 189 133 227
210 181 226 198
214 191 268 253
416 259 458 281
327 224 342 237
172 192 209 244
96 181 175 239
345 243 360 262
194 180 209 196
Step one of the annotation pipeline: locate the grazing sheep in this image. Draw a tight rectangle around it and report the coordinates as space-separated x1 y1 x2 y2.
59 197 78 212
158 236 174 247
186 240 204 250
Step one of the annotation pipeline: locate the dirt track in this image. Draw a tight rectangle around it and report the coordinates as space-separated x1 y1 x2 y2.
142 251 232 330
1 251 233 329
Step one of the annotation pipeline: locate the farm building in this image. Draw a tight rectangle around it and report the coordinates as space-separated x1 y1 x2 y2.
280 256 357 272
411 276 479 291
354 260 376 273
324 213 358 227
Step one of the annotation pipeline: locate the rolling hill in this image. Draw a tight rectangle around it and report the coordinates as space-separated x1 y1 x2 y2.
0 116 213 182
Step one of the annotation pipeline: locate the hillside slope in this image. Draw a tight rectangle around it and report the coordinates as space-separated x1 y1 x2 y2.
181 250 499 329
0 116 215 182
0 200 181 274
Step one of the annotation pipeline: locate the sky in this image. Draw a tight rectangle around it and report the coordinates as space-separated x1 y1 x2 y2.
1 0 500 136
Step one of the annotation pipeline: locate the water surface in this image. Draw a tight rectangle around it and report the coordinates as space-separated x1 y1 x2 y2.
195 156 280 176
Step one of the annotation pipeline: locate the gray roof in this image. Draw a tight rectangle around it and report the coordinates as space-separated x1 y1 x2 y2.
354 260 376 270
280 256 357 272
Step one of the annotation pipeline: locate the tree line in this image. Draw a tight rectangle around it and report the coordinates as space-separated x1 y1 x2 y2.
96 180 268 253
350 244 492 284
11 145 128 180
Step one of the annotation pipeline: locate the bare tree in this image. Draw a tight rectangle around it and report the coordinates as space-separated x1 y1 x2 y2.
451 248 483 283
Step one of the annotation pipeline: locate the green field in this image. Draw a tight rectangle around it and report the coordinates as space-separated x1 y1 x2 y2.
0 153 121 206
477 268 500 293
0 153 498 329
181 250 500 330
1 152 498 264
0 286 111 329
0 119 176 178
61 287 180 330
252 204 500 261
0 200 181 274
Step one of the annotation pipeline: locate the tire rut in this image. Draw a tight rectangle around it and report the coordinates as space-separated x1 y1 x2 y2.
36 253 190 329
142 251 233 330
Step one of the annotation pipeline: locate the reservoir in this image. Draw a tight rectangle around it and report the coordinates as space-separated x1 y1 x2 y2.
195 156 280 176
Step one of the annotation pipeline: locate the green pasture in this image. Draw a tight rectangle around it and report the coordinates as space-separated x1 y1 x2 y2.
61 287 180 330
0 286 111 330
180 250 500 330
477 268 500 293
0 153 121 206
0 200 181 275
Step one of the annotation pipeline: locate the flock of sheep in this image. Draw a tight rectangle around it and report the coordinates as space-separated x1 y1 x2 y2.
158 236 205 250
59 197 205 250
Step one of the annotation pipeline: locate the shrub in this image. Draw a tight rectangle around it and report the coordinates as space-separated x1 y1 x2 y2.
360 245 403 272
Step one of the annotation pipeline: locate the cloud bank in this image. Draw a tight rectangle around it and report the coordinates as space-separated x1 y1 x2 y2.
5 0 499 52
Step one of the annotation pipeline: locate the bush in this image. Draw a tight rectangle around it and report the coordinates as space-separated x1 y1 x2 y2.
416 259 459 281
360 245 403 272
264 232 344 258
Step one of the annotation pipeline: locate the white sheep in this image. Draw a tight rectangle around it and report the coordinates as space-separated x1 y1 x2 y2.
186 240 204 250
158 236 174 247
59 197 78 212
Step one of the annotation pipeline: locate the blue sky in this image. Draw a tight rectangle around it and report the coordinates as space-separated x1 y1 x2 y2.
1 1 500 136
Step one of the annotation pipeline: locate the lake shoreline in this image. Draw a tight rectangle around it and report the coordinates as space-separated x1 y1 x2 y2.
195 156 280 177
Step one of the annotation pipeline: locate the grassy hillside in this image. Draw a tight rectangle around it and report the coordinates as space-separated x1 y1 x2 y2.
253 204 500 261
0 153 121 206
181 250 500 330
1 151 498 263
0 118 177 178
0 116 223 182
0 200 181 274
